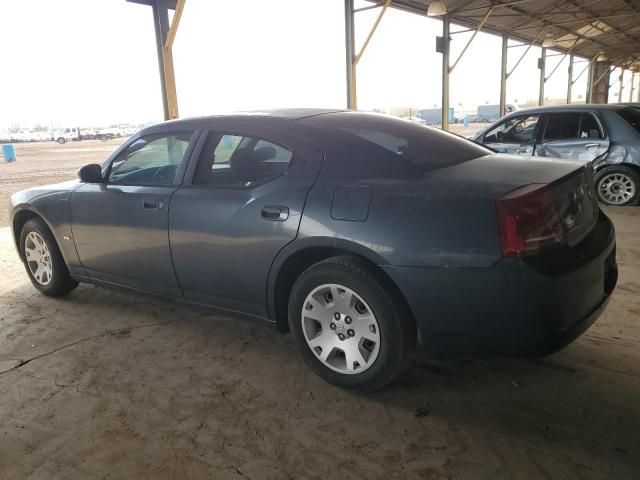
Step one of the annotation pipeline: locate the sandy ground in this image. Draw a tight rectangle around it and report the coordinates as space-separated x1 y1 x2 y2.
0 141 639 479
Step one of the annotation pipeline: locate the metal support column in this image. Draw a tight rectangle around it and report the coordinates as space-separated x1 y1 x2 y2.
344 0 356 109
630 73 636 102
499 33 508 117
618 70 624 103
441 15 450 130
586 60 595 103
538 47 546 106
567 53 574 104
152 1 170 120
163 0 184 119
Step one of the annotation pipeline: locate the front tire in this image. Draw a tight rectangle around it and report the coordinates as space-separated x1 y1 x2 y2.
288 256 415 392
594 166 639 206
56 137 66 144
20 218 78 296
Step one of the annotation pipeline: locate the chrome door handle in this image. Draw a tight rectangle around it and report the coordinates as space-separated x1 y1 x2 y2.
261 205 289 221
143 197 163 210
517 149 532 154
585 143 600 149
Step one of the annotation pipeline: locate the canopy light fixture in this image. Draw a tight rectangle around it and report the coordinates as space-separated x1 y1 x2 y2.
596 52 608 62
428 1 447 16
542 34 556 48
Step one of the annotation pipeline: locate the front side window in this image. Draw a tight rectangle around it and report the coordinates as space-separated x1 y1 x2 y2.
483 115 539 144
193 133 293 187
543 113 581 141
109 132 194 186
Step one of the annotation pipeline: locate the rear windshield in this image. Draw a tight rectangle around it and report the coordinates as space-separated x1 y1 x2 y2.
302 112 492 171
618 108 640 135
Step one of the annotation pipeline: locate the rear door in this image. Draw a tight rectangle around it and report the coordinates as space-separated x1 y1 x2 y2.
534 112 609 161
481 114 540 155
169 121 323 317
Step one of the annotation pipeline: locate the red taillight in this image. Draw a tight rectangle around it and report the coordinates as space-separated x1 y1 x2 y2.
496 184 565 256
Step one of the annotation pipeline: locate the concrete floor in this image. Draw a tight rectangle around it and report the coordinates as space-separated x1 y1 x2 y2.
1 205 639 479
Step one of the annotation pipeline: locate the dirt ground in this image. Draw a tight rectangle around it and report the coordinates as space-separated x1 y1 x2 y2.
1 140 639 479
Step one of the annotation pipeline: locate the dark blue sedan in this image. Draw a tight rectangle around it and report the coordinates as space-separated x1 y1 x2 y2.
10 109 617 391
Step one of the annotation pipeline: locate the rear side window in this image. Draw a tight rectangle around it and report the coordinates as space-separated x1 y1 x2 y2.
302 112 491 171
618 108 640 135
579 113 604 139
543 113 581 140
193 133 293 187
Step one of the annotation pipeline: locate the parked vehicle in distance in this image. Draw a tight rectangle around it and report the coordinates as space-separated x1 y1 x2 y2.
416 107 455 125
53 127 81 144
10 109 617 391
95 129 116 142
472 104 640 206
123 126 139 136
477 104 518 123
36 131 53 142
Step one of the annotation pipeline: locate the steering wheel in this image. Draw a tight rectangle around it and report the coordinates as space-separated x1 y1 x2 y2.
151 165 177 184
514 124 524 134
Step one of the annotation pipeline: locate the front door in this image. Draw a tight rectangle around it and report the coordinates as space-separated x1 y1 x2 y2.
70 130 198 296
169 124 322 317
534 112 610 162
482 114 540 155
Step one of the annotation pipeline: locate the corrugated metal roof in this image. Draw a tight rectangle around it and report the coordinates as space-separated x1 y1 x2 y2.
371 0 640 69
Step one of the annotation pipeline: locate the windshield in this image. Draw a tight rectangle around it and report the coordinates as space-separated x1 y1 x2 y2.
302 112 492 172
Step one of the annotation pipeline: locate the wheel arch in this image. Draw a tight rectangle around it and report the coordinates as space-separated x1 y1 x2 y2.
267 237 416 337
594 161 640 174
12 208 44 253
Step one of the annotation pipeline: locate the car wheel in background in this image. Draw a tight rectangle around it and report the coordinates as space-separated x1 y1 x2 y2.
288 256 415 391
20 218 78 296
594 166 639 206
56 137 66 144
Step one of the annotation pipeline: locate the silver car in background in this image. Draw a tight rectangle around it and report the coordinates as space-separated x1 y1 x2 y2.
473 105 640 206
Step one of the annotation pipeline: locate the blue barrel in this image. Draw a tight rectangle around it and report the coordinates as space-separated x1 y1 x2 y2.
463 116 470 128
2 144 16 162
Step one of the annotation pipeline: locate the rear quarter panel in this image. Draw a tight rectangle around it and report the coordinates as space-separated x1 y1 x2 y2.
597 110 640 169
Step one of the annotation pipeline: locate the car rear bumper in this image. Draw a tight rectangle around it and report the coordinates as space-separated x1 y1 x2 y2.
383 211 617 358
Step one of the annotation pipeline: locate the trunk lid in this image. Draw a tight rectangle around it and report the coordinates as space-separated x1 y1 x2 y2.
429 153 599 247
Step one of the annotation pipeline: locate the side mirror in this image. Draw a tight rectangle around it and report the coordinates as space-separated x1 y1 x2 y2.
78 164 104 183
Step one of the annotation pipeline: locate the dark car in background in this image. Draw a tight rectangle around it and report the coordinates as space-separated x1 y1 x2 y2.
10 110 617 391
472 105 640 206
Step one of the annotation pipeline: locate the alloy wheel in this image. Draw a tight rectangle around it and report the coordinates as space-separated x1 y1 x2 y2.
598 173 636 205
301 283 380 374
24 231 53 286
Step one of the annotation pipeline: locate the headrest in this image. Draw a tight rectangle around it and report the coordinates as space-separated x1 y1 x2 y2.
254 146 276 162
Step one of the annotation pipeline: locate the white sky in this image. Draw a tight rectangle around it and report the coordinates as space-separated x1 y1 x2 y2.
0 0 636 130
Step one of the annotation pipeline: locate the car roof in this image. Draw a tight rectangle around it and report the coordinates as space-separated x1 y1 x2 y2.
504 103 628 117
155 108 346 126
140 109 355 134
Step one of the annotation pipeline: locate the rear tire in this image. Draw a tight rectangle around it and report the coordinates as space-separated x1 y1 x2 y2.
288 256 415 392
56 137 66 144
594 166 639 206
20 218 78 296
